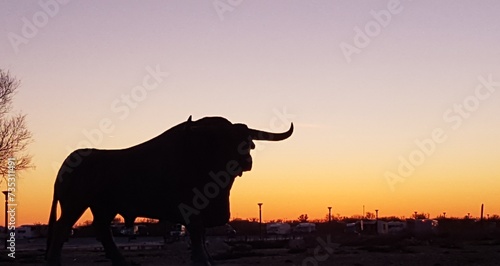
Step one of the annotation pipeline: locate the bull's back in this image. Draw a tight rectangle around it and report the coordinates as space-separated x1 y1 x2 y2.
54 149 99 200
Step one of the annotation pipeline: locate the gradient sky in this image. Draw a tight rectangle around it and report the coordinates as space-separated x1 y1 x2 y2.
1 0 500 225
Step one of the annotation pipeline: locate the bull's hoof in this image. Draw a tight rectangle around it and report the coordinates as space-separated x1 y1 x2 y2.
191 261 212 266
45 257 62 266
111 259 141 266
110 259 129 266
191 256 213 266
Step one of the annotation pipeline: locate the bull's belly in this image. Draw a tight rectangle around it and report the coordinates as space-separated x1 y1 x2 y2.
116 202 181 222
116 201 231 227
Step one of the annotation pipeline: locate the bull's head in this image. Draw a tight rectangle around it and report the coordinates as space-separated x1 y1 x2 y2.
185 116 293 176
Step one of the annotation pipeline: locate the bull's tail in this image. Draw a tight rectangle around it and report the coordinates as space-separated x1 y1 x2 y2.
45 188 58 260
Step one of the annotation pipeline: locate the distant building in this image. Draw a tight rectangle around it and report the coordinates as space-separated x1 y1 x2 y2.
266 223 291 235
412 219 438 235
205 223 236 237
16 225 44 239
293 223 316 233
110 223 146 237
387 221 407 234
346 220 388 235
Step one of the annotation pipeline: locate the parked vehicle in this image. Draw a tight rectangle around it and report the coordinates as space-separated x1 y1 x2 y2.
170 224 186 238
206 223 236 237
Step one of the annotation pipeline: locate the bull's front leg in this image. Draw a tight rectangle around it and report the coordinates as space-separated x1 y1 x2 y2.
202 232 215 264
187 222 213 266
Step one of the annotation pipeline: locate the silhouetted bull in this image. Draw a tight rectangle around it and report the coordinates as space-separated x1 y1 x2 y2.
46 116 293 266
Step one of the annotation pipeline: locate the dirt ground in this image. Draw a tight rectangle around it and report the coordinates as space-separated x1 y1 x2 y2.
2 236 500 265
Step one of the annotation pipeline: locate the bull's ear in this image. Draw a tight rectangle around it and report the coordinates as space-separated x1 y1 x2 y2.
184 115 193 131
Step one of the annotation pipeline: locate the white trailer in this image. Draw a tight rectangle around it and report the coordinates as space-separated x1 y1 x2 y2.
294 223 316 233
266 223 291 235
387 221 407 234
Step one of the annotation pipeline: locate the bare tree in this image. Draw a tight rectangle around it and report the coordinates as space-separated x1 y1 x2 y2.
297 214 309 222
349 214 364 220
365 211 375 219
0 69 33 183
414 212 429 219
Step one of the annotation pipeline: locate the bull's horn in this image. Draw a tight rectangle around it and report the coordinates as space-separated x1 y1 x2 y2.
248 123 294 141
187 115 192 122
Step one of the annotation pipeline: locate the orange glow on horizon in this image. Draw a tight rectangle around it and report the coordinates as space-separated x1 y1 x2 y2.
10 164 500 226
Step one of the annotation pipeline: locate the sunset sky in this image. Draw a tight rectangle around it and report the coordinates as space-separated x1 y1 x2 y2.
1 1 499 226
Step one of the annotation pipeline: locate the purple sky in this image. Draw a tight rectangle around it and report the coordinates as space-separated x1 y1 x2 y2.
1 0 500 223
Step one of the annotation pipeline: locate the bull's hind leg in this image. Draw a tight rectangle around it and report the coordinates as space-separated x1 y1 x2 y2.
186 223 213 266
46 206 87 266
91 208 127 266
202 233 215 265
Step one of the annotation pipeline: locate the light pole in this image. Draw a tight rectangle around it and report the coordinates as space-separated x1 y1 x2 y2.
3 191 8 250
258 203 263 239
327 206 332 235
375 209 379 220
